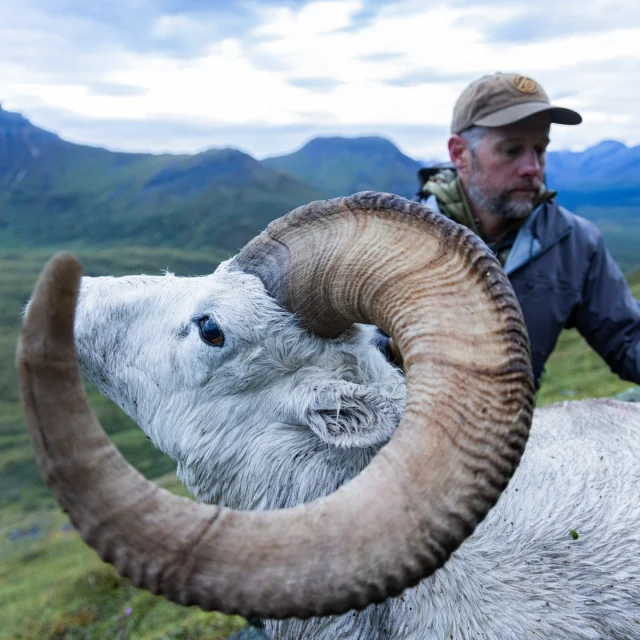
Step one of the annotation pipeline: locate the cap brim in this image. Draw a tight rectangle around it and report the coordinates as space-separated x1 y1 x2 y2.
474 102 582 127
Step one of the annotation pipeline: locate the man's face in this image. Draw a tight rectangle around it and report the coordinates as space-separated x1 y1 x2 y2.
462 114 551 223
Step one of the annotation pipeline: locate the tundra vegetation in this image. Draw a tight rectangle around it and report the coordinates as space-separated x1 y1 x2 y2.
1 241 639 639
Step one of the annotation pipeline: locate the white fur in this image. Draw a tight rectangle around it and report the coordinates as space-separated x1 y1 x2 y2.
73 261 640 640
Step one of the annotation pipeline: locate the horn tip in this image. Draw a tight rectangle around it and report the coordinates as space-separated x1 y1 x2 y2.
17 251 83 366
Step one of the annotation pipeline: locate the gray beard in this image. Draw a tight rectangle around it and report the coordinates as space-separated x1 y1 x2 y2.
467 177 535 222
467 154 538 222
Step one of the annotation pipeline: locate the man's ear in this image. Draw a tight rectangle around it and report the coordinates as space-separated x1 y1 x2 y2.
448 134 469 173
303 381 403 449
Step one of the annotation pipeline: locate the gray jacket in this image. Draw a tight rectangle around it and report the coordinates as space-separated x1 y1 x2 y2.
420 194 640 388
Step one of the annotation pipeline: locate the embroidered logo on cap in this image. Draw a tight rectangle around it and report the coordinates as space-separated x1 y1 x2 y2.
512 75 538 94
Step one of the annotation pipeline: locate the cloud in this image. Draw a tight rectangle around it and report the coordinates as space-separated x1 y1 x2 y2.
1 0 639 161
328 0 393 32
6 0 314 58
384 69 472 88
551 90 579 102
470 2 640 44
15 98 448 162
356 51 405 62
288 77 344 91
88 83 148 97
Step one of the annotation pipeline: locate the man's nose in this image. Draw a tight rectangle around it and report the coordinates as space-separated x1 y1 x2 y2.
518 150 542 176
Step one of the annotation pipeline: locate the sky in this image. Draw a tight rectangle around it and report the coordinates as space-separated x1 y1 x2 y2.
1 0 639 161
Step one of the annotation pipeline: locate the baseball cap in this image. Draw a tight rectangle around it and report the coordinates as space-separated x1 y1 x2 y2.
451 72 582 134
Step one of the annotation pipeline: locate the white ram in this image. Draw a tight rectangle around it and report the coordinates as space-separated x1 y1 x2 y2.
18 193 640 640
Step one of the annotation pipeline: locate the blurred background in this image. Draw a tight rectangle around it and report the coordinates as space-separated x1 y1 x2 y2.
1 1 639 637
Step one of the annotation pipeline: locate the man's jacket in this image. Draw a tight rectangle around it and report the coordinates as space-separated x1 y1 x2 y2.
416 185 640 389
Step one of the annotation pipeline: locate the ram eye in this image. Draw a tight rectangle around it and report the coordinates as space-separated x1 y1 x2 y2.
197 317 224 346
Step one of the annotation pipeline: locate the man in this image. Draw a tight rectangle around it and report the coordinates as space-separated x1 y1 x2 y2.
405 71 640 390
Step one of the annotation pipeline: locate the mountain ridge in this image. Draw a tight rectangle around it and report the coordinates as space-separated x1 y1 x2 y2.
0 105 325 252
1 105 639 259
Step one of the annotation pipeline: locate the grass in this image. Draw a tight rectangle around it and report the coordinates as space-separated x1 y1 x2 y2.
0 248 247 639
537 268 640 406
0 476 246 640
0 246 638 638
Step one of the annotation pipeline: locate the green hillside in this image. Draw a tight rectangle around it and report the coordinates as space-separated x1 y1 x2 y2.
263 136 422 200
0 106 324 254
537 269 640 406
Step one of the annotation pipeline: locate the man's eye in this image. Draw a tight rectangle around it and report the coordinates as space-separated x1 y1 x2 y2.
198 317 224 346
505 146 521 157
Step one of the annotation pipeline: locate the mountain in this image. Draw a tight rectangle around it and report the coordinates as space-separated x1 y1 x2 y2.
545 140 640 187
1 103 639 259
0 105 324 252
263 136 422 200
263 134 640 216
544 140 640 215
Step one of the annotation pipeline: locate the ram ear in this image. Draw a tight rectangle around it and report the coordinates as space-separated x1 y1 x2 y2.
304 381 404 449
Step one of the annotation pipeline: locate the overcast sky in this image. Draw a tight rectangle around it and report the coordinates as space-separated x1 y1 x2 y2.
2 0 639 160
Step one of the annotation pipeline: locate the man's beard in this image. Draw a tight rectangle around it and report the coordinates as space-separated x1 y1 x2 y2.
467 160 542 222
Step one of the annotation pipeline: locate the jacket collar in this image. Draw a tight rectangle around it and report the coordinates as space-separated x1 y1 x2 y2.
503 200 574 275
423 194 574 276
